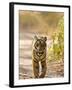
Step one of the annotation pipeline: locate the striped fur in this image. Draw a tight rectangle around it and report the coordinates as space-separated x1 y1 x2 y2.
32 36 47 78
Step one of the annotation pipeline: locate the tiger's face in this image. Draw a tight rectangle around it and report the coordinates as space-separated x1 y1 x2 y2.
34 36 47 52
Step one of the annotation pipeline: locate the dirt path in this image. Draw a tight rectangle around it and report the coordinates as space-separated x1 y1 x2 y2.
19 32 64 79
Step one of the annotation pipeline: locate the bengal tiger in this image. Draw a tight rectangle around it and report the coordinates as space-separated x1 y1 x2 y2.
32 36 47 78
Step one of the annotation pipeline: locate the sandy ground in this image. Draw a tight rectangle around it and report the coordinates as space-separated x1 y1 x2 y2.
19 32 64 79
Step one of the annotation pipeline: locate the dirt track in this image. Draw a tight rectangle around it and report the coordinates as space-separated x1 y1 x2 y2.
19 32 64 79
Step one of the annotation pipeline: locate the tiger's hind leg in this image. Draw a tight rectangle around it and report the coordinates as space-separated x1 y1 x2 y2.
39 60 47 78
33 60 39 78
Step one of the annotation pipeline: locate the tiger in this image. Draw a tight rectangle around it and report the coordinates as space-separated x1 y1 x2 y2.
32 36 47 78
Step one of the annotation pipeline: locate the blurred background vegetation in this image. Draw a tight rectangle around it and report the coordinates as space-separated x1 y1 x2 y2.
19 11 64 79
19 11 64 62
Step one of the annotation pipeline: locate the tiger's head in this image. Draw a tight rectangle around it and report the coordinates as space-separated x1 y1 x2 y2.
34 36 47 53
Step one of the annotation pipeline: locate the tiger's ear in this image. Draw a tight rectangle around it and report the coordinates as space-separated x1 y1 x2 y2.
44 37 47 41
34 35 38 40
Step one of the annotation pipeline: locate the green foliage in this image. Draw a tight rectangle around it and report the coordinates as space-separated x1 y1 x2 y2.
48 17 64 62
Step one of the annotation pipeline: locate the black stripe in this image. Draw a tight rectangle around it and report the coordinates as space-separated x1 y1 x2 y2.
41 60 46 63
33 59 38 63
33 54 46 62
40 55 46 61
